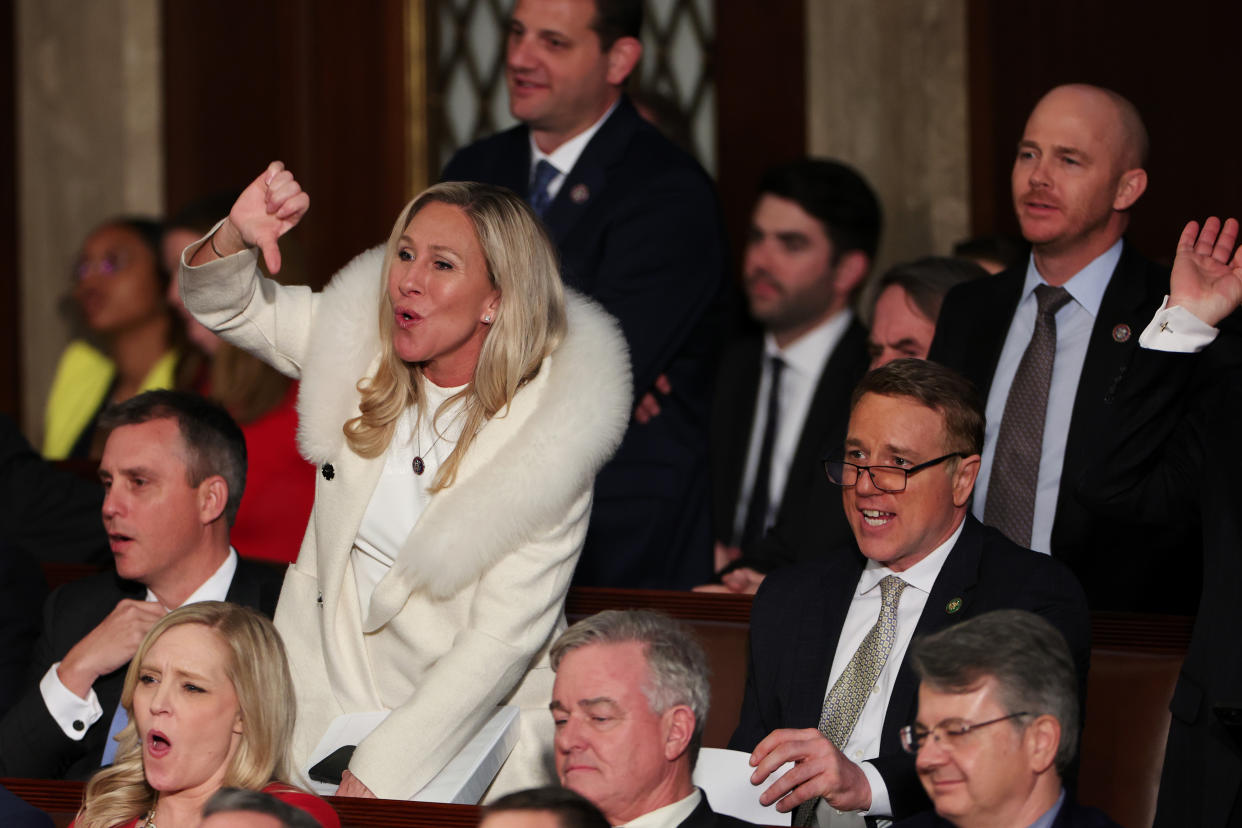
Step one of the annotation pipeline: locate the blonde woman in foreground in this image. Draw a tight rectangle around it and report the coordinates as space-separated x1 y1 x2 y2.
72 602 338 828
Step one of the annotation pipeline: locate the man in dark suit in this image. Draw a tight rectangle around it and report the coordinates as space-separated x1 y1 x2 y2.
927 83 1195 613
0 390 283 779
551 610 755 827
730 360 1089 826
702 159 878 595
1080 216 1242 828
441 0 727 588
895 610 1120 828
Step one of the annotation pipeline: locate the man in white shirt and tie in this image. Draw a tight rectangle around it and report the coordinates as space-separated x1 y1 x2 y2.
927 83 1192 613
730 359 1090 826
0 390 282 779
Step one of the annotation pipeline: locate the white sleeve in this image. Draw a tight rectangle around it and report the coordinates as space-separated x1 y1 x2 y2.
39 662 103 741
859 759 891 818
1139 297 1219 353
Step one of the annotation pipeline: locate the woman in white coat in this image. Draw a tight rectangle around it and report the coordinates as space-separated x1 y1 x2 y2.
178 162 631 801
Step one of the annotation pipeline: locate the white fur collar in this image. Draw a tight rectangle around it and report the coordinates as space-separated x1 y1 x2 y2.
293 246 633 608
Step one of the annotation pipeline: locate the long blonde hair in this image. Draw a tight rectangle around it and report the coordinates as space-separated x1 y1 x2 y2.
344 181 567 490
75 602 298 828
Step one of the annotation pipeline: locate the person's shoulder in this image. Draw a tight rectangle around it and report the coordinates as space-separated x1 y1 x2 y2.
941 264 1023 308
48 569 134 610
963 520 1085 602
754 549 855 606
443 125 527 177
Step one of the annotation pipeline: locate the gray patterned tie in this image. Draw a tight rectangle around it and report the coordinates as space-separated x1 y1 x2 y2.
794 574 908 827
984 284 1072 547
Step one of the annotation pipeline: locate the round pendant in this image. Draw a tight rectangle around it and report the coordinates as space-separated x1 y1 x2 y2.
411 456 426 475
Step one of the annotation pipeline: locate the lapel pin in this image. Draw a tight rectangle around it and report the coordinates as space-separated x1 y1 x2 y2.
1112 323 1131 343
570 183 590 204
321 463 335 481
946 597 962 614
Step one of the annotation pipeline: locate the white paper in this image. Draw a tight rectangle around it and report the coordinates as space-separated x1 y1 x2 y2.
693 747 793 825
302 706 521 803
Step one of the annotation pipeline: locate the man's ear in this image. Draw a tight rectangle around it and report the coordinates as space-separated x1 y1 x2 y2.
661 705 696 761
1025 714 1061 775
1113 168 1147 212
831 250 871 300
197 475 229 525
605 37 642 86
951 454 981 508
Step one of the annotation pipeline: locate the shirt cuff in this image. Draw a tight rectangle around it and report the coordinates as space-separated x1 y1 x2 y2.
1139 297 1219 352
40 662 103 741
859 760 891 817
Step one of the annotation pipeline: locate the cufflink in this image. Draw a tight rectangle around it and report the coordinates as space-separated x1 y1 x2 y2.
72 720 84 731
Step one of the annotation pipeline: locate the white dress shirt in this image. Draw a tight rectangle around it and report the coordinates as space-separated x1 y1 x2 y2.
818 519 965 826
973 240 1121 554
527 99 620 201
731 310 855 543
41 548 239 740
353 380 468 614
619 788 702 828
1139 296 1219 352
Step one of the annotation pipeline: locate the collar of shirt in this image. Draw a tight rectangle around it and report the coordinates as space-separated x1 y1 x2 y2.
144 548 238 608
1026 788 1067 828
1022 238 1122 318
527 98 620 201
617 788 702 828
858 516 966 596
763 308 855 379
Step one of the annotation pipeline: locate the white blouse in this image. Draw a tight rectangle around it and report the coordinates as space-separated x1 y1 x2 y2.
352 380 469 612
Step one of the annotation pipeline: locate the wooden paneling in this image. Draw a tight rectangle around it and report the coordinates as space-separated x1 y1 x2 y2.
713 1 806 273
162 2 418 289
967 0 1242 262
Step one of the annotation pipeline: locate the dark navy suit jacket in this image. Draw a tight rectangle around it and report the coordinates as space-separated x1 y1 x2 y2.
443 96 728 588
730 516 1091 821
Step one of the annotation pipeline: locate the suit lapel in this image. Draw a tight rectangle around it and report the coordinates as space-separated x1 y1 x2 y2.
964 273 1024 397
793 551 864 726
541 97 640 244
787 319 868 482
1060 241 1159 532
879 519 983 753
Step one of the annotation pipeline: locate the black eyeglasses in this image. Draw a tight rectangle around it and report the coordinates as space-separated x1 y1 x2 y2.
899 712 1031 754
823 453 965 493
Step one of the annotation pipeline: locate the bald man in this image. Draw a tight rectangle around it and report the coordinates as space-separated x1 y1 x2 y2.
928 84 1198 613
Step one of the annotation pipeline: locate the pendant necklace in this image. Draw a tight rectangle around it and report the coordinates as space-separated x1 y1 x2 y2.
142 796 158 828
412 408 465 475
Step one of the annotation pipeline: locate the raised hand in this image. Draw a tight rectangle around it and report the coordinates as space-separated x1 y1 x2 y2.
1168 216 1242 326
56 599 167 699
215 160 310 274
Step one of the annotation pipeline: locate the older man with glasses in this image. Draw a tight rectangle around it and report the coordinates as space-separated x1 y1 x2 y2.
894 610 1120 828
730 359 1090 827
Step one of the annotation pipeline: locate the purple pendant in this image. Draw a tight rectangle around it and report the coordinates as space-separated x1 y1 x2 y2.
412 456 425 475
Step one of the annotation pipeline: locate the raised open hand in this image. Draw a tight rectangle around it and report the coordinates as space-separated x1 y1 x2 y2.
1168 217 1242 326
218 160 310 274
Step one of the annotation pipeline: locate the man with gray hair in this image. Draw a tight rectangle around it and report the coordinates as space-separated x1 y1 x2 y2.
896 610 1118 828
549 609 752 827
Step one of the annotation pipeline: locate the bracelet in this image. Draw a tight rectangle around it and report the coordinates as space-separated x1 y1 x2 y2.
209 231 226 258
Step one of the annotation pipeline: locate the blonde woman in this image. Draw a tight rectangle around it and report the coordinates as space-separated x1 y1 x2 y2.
180 163 631 800
73 602 337 828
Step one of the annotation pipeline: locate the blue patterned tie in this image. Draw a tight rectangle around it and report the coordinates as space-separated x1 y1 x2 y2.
528 159 560 217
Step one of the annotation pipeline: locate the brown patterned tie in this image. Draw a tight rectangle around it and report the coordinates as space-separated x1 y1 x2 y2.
794 575 908 827
984 284 1072 547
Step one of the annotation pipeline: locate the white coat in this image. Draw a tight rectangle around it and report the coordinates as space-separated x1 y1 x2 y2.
181 240 631 799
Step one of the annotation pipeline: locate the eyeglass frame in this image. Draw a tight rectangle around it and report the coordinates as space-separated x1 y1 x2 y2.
899 711 1032 754
822 452 967 493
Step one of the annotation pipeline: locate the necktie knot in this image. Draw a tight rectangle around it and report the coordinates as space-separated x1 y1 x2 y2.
1034 284 1071 318
528 160 560 217
878 574 907 608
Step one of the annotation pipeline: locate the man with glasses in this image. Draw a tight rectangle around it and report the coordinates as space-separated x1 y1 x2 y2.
895 610 1119 827
730 359 1089 826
